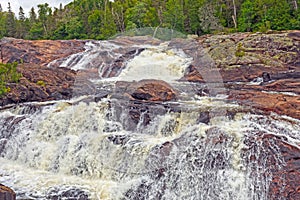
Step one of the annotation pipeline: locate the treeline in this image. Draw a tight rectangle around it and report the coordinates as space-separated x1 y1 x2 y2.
0 0 299 40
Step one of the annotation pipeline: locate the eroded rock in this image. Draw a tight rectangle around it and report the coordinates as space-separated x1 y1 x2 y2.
0 64 76 106
228 90 300 119
0 38 85 66
129 80 177 102
0 184 16 200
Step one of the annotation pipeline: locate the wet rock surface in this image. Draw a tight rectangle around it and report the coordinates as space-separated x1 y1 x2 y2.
0 38 85 66
46 186 89 200
182 31 300 120
129 80 177 102
0 64 76 106
113 79 177 102
0 184 16 200
243 132 300 200
0 32 299 199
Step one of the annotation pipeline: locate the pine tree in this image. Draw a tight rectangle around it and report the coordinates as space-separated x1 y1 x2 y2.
6 2 16 37
0 6 6 38
16 6 28 38
29 7 37 23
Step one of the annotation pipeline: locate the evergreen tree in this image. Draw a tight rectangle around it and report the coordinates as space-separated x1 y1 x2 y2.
6 2 16 37
0 9 6 38
29 7 37 23
238 0 256 31
16 6 28 38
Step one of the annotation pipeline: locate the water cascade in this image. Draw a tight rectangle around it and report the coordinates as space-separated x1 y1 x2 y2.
0 37 299 199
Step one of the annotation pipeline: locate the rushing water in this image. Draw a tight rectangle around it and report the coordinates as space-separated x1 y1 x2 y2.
1 37 299 199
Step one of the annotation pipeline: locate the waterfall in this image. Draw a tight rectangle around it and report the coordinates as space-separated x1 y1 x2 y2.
1 37 299 199
1 98 298 199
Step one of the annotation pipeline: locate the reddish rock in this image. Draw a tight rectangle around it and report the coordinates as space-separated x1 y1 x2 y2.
0 38 85 66
129 80 177 102
228 90 300 119
181 65 205 82
244 133 300 200
101 48 145 78
287 30 300 41
183 64 290 83
0 184 16 200
228 77 300 95
0 64 76 106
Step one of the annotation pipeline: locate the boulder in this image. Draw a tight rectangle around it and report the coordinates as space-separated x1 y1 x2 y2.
0 184 16 200
129 80 177 102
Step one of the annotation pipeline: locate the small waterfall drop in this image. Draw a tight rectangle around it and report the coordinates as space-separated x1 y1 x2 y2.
117 44 192 82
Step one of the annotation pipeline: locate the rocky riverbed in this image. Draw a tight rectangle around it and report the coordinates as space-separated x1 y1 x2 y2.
0 31 299 199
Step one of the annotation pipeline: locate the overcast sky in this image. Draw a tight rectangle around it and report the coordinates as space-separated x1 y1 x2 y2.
1 0 73 16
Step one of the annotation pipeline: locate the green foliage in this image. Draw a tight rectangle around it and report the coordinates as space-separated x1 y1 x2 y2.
37 80 46 87
0 62 21 97
0 0 299 40
238 0 298 32
0 12 7 38
235 43 245 57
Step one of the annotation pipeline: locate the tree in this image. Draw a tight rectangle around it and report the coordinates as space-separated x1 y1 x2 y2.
99 1 117 39
265 0 292 30
238 0 256 31
16 6 28 38
88 10 102 37
111 0 126 32
29 7 37 23
125 2 149 29
0 12 6 38
198 1 223 33
65 17 85 39
37 3 52 37
163 0 185 32
239 0 295 32
6 2 16 37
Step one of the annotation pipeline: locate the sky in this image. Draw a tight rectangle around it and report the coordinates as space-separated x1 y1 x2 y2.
1 0 73 16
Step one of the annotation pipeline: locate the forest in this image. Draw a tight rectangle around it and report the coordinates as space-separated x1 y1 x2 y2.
0 0 299 40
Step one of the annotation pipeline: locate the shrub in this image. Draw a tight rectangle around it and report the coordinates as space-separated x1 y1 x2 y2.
37 80 46 87
235 43 245 57
0 62 21 97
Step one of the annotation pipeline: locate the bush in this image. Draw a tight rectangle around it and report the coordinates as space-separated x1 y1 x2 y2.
235 43 245 57
37 80 46 87
0 62 21 97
